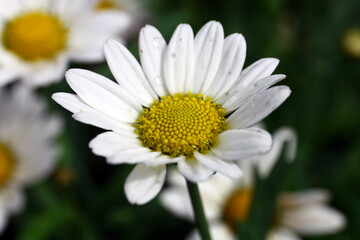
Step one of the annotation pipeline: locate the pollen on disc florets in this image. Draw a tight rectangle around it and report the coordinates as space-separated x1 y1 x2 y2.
2 12 67 61
135 93 227 158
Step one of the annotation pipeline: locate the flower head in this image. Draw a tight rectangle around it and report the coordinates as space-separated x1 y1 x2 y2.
0 0 132 87
161 127 346 240
0 86 61 234
53 21 291 204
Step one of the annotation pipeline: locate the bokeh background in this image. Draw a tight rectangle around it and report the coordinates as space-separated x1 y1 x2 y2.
2 0 359 239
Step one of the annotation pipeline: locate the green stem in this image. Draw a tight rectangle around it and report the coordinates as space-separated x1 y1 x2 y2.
186 179 212 240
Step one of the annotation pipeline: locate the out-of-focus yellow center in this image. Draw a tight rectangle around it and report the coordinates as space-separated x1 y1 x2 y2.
223 188 253 230
96 0 119 10
343 28 360 59
135 93 227 158
0 144 16 188
2 12 67 61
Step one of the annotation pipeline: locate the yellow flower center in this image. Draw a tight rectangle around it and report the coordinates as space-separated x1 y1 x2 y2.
223 189 253 230
135 93 227 158
2 12 67 61
96 0 118 10
0 144 16 188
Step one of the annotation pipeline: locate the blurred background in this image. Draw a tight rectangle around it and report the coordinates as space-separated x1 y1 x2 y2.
2 0 359 239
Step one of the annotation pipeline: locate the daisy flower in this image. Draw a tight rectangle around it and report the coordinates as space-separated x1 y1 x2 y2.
52 20 291 205
0 0 131 87
0 86 61 234
161 127 346 240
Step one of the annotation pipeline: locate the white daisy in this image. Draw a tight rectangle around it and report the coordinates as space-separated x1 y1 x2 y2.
161 127 346 240
0 0 131 87
0 86 61 234
52 20 291 205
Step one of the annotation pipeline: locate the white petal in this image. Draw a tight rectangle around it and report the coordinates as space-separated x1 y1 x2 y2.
23 57 68 87
193 21 224 93
267 227 301 240
69 12 131 63
208 33 246 99
236 58 279 87
104 39 157 106
52 93 137 136
65 69 139 123
212 128 272 161
160 187 194 221
164 24 195 94
221 74 286 112
108 148 162 164
0 206 8 235
124 164 166 205
282 204 346 235
177 159 215 182
89 131 139 157
67 69 142 112
257 127 297 178
194 152 243 179
0 69 17 87
227 86 291 129
279 189 331 208
139 25 168 97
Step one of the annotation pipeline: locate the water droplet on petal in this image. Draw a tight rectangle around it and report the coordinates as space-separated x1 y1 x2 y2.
152 37 161 48
154 76 163 85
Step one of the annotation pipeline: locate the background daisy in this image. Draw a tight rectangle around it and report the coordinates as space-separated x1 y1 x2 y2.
0 0 131 87
0 86 61 233
161 127 346 240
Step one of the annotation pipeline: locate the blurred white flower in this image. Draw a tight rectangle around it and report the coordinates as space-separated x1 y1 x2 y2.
95 0 148 38
161 127 346 240
0 0 131 87
0 86 61 234
53 20 290 205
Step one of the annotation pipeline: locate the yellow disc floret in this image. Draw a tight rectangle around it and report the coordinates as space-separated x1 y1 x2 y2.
223 188 253 230
0 144 16 188
2 12 67 61
135 93 227 158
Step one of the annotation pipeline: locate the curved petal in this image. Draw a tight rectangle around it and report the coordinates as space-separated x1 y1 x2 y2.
104 39 157 106
257 127 297 178
163 24 195 95
124 164 166 205
227 86 291 129
212 128 272 161
209 33 246 99
177 158 215 182
194 152 243 179
160 186 194 221
193 21 224 94
220 74 286 112
139 25 168 97
282 204 346 236
236 58 279 87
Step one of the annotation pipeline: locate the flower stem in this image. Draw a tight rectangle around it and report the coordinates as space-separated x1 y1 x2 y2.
185 179 212 240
